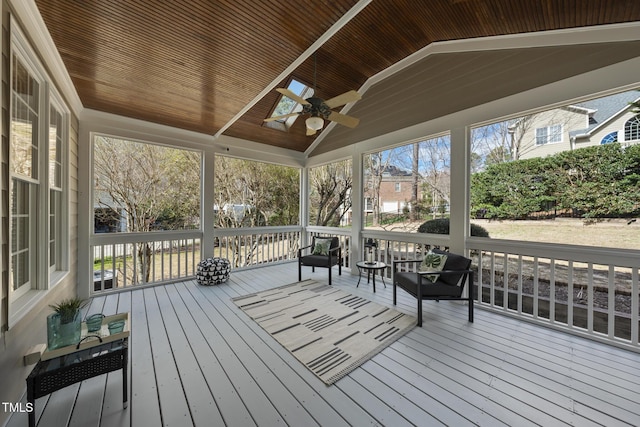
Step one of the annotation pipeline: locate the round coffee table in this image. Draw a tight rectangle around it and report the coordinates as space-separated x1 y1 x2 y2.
355 261 387 293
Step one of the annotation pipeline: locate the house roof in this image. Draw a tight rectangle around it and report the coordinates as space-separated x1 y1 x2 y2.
569 90 640 138
33 0 640 155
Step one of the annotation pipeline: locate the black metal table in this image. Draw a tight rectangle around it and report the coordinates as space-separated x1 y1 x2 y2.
356 261 387 292
26 338 128 427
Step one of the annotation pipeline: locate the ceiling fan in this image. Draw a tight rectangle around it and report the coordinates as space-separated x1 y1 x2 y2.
263 54 361 136
264 88 361 135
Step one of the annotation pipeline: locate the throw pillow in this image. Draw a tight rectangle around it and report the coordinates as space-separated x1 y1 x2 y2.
312 238 333 256
419 250 448 283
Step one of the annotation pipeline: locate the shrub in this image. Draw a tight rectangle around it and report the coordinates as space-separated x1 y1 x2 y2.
417 218 490 237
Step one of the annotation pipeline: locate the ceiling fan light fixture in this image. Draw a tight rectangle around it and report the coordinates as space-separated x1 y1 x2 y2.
306 116 324 131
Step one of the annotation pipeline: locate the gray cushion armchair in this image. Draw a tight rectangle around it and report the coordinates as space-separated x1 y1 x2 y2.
298 236 342 285
393 248 474 326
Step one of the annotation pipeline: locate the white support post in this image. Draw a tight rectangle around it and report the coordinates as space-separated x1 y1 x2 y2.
300 165 310 249
449 126 470 255
350 148 363 273
201 147 216 258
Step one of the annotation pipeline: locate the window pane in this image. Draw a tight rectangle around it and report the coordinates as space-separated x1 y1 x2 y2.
49 105 63 188
470 89 640 249
363 135 450 231
214 155 300 227
11 55 39 180
93 136 202 232
309 159 352 227
549 124 562 143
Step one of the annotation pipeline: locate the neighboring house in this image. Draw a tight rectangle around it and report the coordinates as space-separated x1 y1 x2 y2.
364 166 421 215
516 90 640 159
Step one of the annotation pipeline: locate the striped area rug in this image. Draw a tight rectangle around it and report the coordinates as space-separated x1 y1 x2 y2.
232 279 416 385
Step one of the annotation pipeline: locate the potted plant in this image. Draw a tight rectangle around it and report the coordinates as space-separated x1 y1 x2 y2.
47 297 87 350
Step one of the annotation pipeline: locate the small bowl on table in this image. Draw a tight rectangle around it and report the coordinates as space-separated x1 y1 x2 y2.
108 320 126 335
86 313 105 333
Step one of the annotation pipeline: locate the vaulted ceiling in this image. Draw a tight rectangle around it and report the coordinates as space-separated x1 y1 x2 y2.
35 0 640 154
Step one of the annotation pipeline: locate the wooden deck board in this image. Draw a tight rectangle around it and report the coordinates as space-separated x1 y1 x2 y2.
12 262 640 426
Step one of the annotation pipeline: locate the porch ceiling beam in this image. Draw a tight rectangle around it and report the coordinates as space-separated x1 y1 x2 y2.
213 0 372 140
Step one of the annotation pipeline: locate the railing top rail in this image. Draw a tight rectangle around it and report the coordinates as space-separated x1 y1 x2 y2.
467 237 640 267
306 226 352 235
214 225 303 237
91 229 203 244
363 230 450 246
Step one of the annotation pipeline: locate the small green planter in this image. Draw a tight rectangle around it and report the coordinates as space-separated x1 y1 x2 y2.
47 297 86 350
46 311 81 350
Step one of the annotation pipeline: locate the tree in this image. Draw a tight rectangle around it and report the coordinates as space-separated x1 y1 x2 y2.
309 159 352 227
363 151 394 226
93 136 201 282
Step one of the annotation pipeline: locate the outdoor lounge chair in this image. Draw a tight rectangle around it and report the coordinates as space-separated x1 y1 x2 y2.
298 236 342 285
393 248 474 326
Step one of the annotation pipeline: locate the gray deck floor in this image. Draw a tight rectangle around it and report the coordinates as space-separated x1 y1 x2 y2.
10 262 640 426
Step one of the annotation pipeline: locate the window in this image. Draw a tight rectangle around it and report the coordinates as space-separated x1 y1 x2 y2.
600 131 618 145
9 22 69 318
309 159 352 227
93 136 202 233
264 79 313 132
49 102 68 273
624 115 640 142
364 135 451 229
214 155 299 227
535 124 562 145
10 50 41 301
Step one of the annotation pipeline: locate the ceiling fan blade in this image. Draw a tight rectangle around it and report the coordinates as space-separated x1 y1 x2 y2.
328 111 360 128
263 112 300 122
306 126 317 136
324 90 361 109
276 88 310 105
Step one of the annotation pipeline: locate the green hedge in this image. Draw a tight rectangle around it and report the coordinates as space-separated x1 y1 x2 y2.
470 144 640 220
418 218 490 237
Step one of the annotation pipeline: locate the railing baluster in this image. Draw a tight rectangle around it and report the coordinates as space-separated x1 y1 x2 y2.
517 254 523 314
568 260 574 329
632 267 639 346
550 258 555 323
587 262 594 333
503 252 508 311
608 265 615 339
533 256 539 320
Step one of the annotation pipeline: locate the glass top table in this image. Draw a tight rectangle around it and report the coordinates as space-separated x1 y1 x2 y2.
355 260 387 293
26 338 128 427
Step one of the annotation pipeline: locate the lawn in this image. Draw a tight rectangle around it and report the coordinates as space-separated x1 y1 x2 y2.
471 218 640 249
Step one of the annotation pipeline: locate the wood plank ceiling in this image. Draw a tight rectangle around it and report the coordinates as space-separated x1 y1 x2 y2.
35 0 640 153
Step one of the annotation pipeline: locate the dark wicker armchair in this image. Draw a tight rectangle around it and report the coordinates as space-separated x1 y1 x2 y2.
393 248 474 326
298 236 342 285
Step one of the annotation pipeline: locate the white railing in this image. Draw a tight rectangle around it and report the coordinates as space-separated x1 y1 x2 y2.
214 226 302 268
91 226 302 293
358 231 640 351
467 237 640 351
91 226 640 351
91 230 202 292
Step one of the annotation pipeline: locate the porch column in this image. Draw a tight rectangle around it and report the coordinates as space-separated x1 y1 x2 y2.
449 125 470 254
201 148 216 258
351 147 363 273
300 165 310 249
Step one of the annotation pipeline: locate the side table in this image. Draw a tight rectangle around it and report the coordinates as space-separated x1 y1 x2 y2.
355 261 387 293
26 338 128 427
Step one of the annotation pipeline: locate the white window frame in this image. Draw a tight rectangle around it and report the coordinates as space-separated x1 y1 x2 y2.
48 93 70 280
624 115 640 142
8 19 70 327
535 124 563 145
